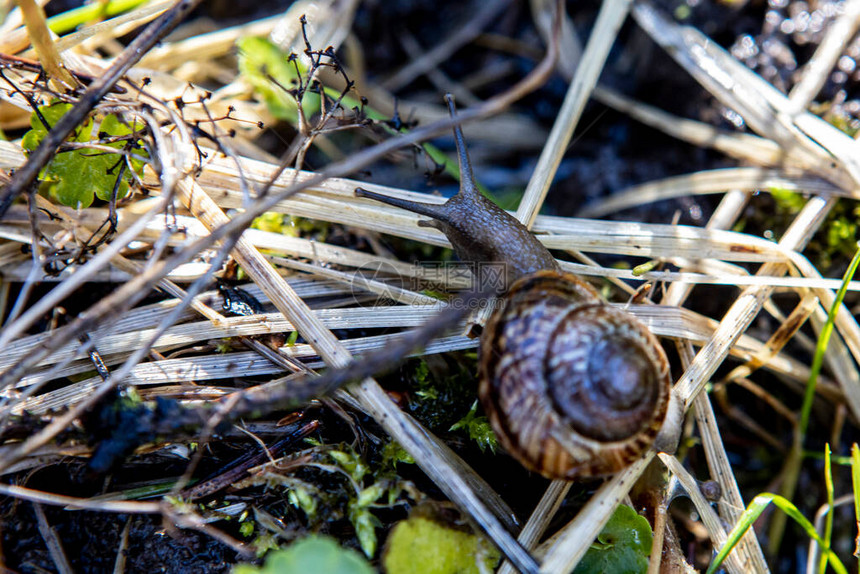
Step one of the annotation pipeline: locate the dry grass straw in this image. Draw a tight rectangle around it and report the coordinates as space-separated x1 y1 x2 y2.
1 0 860 571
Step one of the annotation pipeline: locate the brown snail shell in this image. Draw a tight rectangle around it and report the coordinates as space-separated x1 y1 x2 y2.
355 94 673 480
478 271 671 479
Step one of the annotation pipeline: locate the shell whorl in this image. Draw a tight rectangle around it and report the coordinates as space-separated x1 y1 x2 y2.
479 271 671 479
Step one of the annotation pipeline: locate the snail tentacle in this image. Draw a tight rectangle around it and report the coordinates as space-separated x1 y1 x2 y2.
354 187 449 222
444 93 480 202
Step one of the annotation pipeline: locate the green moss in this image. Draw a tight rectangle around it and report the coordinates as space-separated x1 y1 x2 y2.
406 359 476 432
251 211 330 242
770 186 807 213
817 102 860 138
449 401 498 454
252 212 297 236
382 516 499 574
381 442 415 468
324 445 415 558
239 520 255 538
744 188 860 271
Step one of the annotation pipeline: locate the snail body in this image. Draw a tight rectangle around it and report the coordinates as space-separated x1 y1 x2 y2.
356 96 672 479
355 100 557 286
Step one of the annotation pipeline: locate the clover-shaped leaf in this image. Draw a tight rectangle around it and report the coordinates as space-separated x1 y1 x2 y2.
233 536 373 574
574 504 653 574
22 102 146 208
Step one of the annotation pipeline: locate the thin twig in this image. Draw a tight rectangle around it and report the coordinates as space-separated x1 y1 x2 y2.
0 483 161 513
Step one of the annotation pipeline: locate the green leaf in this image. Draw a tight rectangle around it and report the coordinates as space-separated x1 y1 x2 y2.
356 483 387 508
251 533 280 558
349 504 382 558
238 36 317 121
286 486 317 520
574 504 652 574
348 483 388 558
22 102 146 208
328 448 368 482
632 260 659 276
233 535 374 574
381 442 415 469
382 516 500 574
239 521 255 538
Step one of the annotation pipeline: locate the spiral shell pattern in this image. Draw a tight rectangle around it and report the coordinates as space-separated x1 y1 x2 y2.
478 271 671 479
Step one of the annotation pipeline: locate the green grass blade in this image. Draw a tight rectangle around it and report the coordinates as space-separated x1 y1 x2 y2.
771 245 860 554
706 493 847 574
47 0 150 35
851 444 860 562
800 244 860 435
819 444 834 574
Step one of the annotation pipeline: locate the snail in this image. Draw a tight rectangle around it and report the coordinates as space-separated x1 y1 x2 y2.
355 96 674 480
